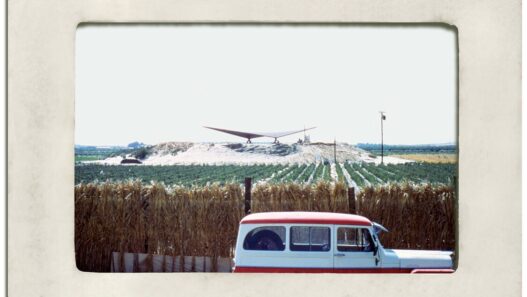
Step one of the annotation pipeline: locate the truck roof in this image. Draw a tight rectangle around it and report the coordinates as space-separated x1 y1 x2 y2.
240 211 372 226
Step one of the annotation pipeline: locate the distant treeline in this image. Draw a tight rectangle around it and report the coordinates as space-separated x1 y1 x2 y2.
75 145 129 155
356 143 456 155
75 144 150 162
75 146 129 162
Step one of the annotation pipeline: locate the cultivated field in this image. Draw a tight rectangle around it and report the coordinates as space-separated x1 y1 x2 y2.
75 162 456 188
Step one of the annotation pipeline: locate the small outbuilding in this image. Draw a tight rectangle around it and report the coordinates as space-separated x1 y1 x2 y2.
120 158 142 164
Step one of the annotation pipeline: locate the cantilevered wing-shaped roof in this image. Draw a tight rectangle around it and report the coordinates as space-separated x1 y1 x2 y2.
204 126 315 140
203 126 266 139
258 127 316 138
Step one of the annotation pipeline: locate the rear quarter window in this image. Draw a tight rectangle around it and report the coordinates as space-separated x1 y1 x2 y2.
243 226 286 251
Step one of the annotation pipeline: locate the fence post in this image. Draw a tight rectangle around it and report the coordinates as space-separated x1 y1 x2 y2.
348 187 356 214
244 177 252 214
142 195 150 253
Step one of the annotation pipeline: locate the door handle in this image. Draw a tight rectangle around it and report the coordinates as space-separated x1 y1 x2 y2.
334 253 345 257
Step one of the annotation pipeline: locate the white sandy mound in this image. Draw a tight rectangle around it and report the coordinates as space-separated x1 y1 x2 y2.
91 142 413 165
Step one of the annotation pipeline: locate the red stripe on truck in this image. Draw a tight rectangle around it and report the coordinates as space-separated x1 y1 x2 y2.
410 269 455 273
234 267 454 273
234 267 413 273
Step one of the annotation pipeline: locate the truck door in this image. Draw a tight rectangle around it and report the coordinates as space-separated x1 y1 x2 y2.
287 225 334 271
333 225 379 271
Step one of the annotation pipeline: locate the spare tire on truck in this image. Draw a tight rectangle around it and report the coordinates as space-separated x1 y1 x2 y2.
246 230 284 251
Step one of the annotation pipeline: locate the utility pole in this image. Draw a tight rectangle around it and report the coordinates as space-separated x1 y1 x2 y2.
380 112 386 164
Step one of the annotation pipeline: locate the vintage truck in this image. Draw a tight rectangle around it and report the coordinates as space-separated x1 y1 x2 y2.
233 212 454 273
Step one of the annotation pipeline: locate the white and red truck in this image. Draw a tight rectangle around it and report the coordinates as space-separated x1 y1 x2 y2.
233 212 454 273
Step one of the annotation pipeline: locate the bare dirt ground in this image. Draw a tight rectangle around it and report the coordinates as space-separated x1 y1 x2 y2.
392 153 456 163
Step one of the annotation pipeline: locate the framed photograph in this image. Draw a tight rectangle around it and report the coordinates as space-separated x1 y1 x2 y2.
74 24 458 274
8 0 521 296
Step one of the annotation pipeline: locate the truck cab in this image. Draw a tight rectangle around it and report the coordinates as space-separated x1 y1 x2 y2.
233 212 453 273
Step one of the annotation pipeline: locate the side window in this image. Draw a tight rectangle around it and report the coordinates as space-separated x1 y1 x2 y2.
243 226 286 251
290 226 331 252
337 227 374 252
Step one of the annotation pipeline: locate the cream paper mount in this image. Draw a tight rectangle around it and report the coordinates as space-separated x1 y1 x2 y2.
8 0 521 297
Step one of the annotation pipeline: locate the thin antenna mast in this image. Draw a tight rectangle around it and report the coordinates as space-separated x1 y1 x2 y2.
379 111 386 164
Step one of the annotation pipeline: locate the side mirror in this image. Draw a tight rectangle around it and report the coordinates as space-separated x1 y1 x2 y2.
373 222 389 235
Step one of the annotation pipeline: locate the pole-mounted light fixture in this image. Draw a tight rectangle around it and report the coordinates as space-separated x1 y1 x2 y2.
380 112 386 165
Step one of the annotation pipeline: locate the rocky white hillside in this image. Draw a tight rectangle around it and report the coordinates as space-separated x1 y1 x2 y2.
92 142 411 165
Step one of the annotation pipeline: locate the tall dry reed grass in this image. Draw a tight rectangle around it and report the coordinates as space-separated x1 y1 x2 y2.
75 181 243 272
357 183 456 250
75 181 455 272
251 181 349 213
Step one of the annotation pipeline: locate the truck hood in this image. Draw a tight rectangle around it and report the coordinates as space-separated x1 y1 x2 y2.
386 249 453 269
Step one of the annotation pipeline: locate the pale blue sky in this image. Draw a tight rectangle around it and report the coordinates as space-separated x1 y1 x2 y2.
75 25 457 146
